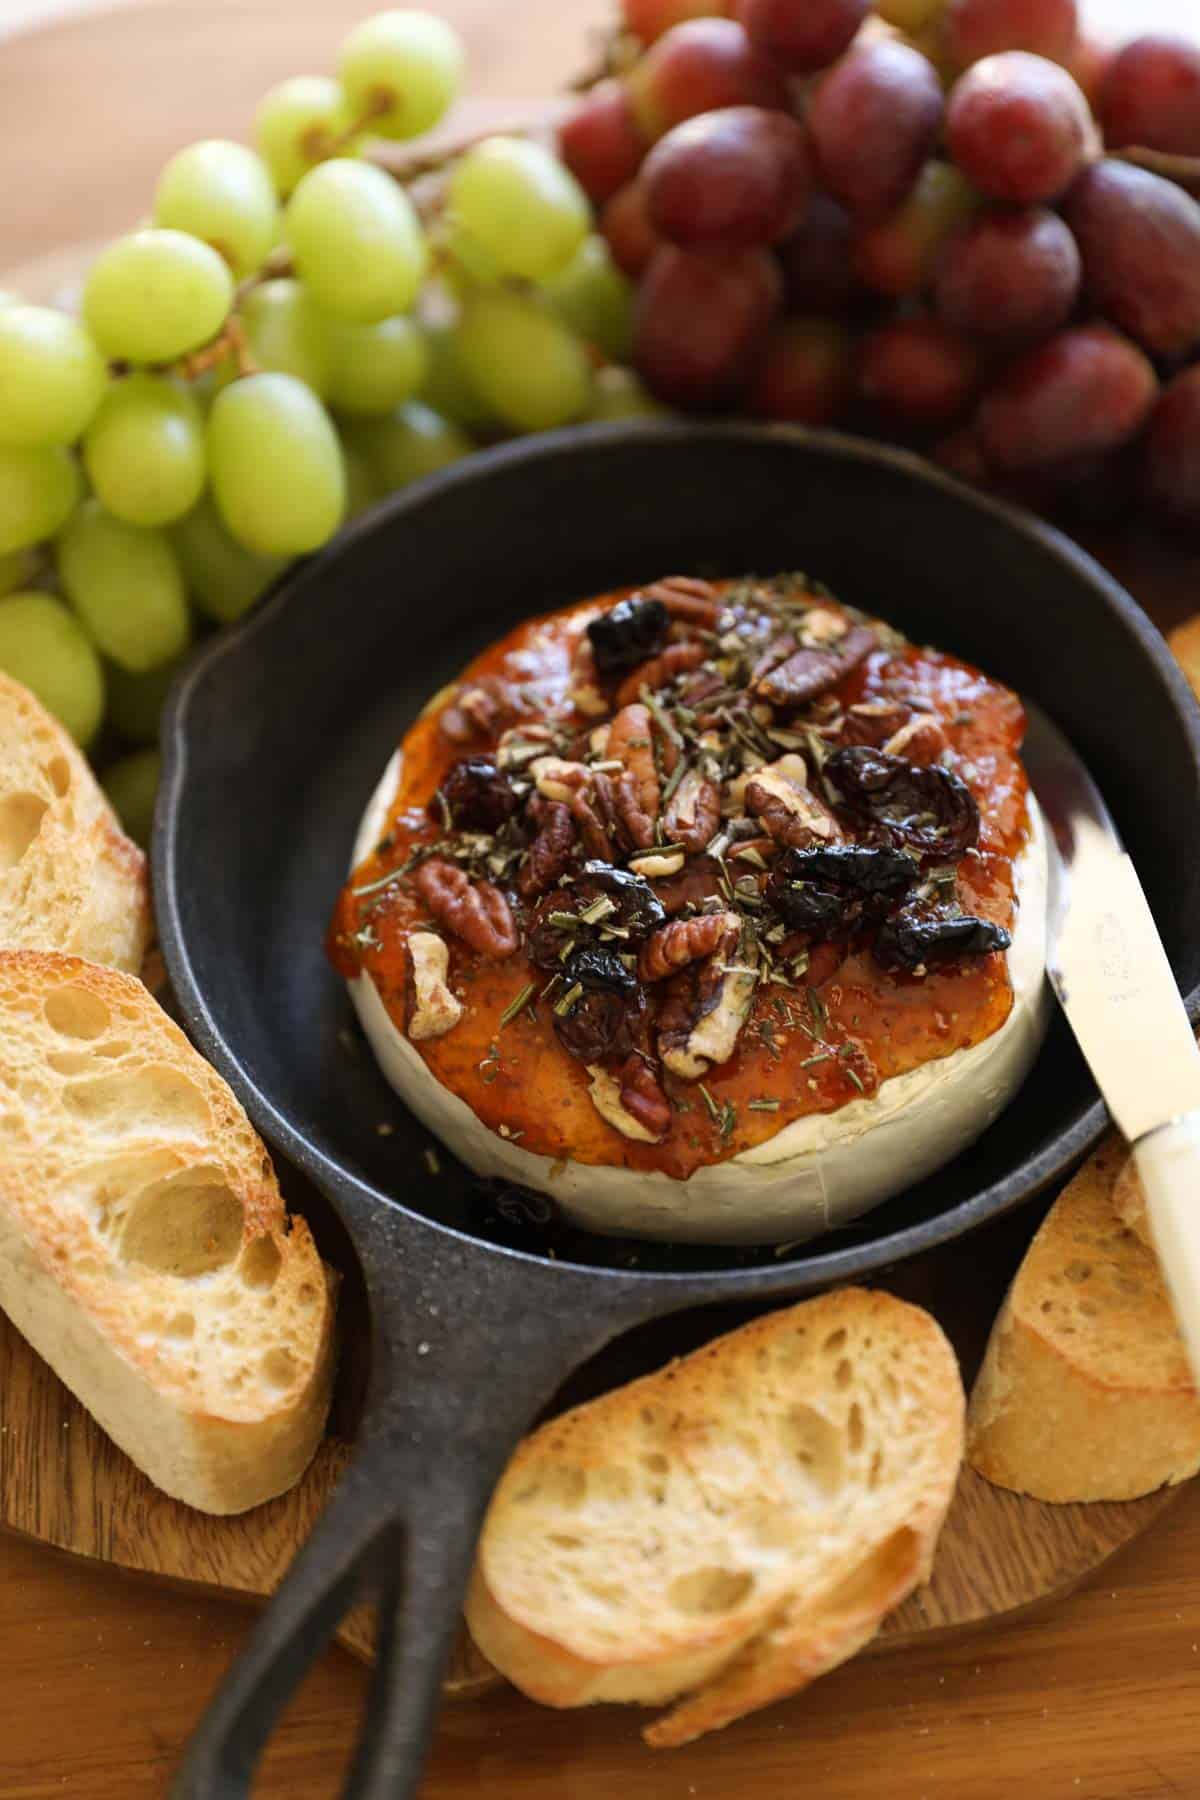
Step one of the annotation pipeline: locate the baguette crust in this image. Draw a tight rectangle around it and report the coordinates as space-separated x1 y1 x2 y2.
0 951 335 1513
0 674 151 972
967 1137 1200 1503
468 1288 964 1746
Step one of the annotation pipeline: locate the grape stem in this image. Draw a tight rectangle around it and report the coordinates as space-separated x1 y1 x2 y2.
318 90 393 159
567 23 641 92
175 313 259 382
1113 146 1200 199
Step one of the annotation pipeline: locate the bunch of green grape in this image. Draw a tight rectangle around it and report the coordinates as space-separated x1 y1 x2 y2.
0 8 655 847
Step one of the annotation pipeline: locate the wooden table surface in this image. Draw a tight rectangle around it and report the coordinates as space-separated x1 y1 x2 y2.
3 3 1200 1797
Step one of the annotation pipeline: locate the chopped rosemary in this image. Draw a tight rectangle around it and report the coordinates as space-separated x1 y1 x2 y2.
807 986 828 1034
554 981 584 1016
547 910 582 931
498 983 535 1029
748 1097 781 1112
640 685 684 747
579 894 617 926
660 756 688 808
719 1101 737 1141
843 1065 866 1093
352 868 402 899
800 1051 832 1069
733 845 768 869
697 1083 721 1123
479 1043 501 1085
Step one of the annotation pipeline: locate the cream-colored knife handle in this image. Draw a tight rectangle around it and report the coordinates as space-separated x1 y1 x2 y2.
1134 1111 1200 1387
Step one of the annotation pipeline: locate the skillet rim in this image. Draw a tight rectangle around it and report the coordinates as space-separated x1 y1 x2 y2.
154 418 1200 1295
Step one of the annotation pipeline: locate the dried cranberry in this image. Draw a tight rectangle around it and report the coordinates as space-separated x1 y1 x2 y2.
824 745 979 859
553 989 638 1061
563 945 640 995
435 757 519 831
766 844 918 939
578 861 666 939
587 595 670 672
874 906 1011 970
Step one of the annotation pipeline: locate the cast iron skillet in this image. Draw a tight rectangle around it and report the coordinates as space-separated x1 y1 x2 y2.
158 423 1200 1799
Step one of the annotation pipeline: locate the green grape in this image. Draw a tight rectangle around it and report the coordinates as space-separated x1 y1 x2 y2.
345 400 472 492
454 292 592 432
82 229 234 364
0 548 37 598
541 236 634 363
0 306 107 447
589 366 669 421
418 319 498 434
237 279 332 396
322 312 428 415
448 138 590 283
171 491 287 624
0 444 81 555
285 161 427 324
338 10 464 141
435 216 504 297
82 375 206 528
0 591 105 745
105 649 190 744
59 501 191 674
153 140 279 280
255 76 361 198
207 372 346 556
102 748 161 849
341 435 379 520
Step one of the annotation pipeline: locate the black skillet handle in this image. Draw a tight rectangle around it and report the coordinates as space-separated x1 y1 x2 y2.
170 1212 656 1800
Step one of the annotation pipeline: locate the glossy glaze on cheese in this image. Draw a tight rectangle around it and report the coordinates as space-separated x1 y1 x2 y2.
329 584 1034 1187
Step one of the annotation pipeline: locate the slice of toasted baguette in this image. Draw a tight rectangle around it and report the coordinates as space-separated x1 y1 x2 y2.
967 1136 1200 1503
467 1288 964 1747
0 950 335 1514
0 673 151 972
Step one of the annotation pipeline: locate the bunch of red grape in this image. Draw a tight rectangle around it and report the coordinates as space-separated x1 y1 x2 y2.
560 3 1200 531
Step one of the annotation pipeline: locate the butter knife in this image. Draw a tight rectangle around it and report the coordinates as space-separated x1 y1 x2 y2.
1026 704 1200 1384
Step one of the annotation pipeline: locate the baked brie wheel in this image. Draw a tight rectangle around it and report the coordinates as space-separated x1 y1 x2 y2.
329 574 1049 1245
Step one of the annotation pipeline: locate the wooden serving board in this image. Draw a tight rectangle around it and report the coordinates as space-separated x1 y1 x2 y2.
0 1250 1180 1695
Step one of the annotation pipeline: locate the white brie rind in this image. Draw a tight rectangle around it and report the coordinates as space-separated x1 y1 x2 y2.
348 751 1052 1246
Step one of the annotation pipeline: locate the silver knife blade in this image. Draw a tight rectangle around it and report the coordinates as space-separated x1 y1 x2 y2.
1023 703 1200 1144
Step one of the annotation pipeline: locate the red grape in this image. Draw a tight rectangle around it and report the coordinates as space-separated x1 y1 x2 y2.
944 0 1077 71
809 41 944 222
776 192 859 310
933 207 1080 341
601 181 662 276
853 162 980 297
634 245 782 406
559 81 648 206
626 18 790 142
946 52 1095 204
1060 31 1113 110
1142 365 1200 532
976 323 1157 472
735 0 869 76
643 107 810 250
623 0 730 45
858 316 980 428
1062 160 1200 359
746 317 855 422
1099 35 1200 158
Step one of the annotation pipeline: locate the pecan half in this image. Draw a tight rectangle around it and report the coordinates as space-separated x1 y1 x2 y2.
882 713 948 763
413 858 518 959
615 639 707 710
518 798 575 898
644 575 721 628
639 910 739 982
754 625 878 708
841 699 912 748
663 767 721 854
744 754 842 850
749 632 797 686
608 703 661 837
440 675 520 745
617 1053 673 1140
653 854 724 915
